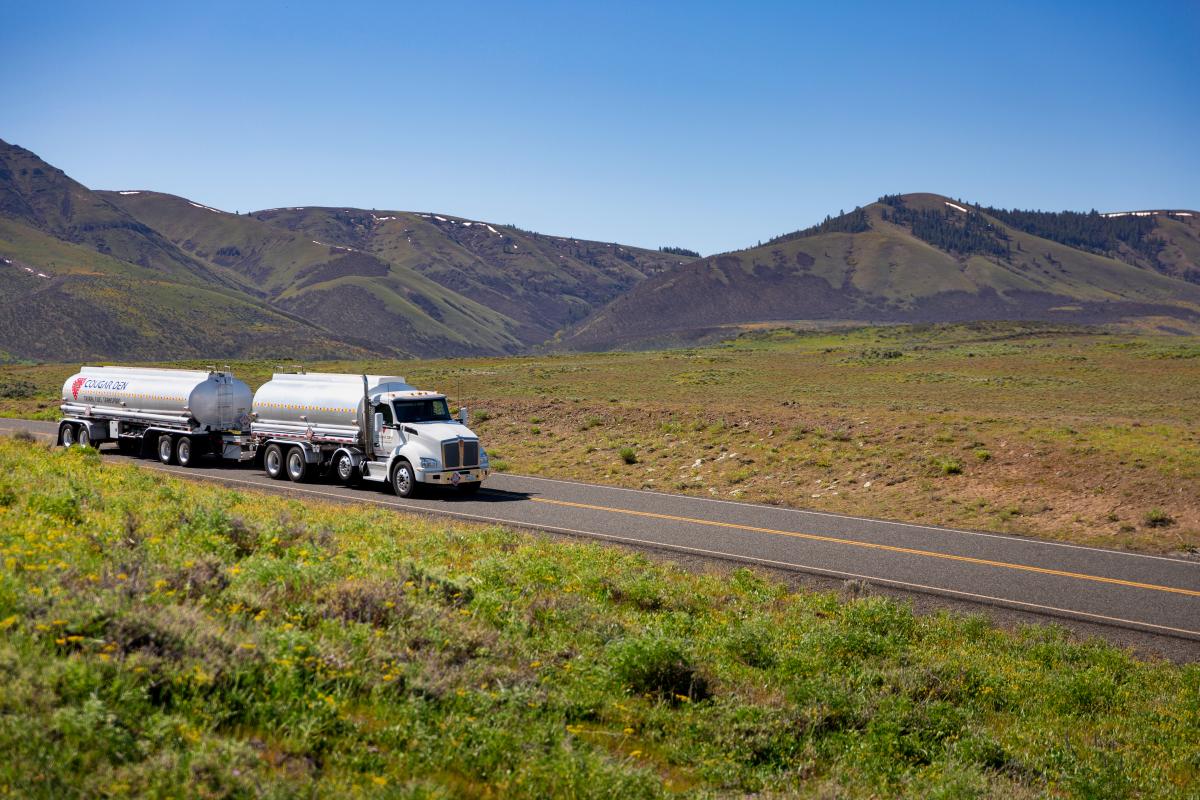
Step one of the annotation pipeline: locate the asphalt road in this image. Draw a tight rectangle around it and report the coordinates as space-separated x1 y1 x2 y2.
4 418 1199 655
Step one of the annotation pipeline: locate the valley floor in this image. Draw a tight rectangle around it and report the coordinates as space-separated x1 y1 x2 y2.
3 322 1196 555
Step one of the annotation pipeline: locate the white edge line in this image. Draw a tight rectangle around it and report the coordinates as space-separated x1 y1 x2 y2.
142 465 1200 641
500 472 1200 566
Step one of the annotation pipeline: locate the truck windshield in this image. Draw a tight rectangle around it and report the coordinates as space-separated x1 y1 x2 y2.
392 398 451 423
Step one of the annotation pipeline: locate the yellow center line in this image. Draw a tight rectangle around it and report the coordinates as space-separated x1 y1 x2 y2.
530 497 1200 598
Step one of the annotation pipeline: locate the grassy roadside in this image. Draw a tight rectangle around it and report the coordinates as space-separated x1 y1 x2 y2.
1 435 1198 797
2 322 1198 553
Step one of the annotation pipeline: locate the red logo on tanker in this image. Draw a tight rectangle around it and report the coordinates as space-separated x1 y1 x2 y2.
70 377 85 400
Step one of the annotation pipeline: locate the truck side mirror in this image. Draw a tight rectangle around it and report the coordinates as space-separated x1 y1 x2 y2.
374 412 385 433
458 407 468 425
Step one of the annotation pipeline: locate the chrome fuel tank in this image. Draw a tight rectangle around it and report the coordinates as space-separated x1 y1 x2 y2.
61 366 252 431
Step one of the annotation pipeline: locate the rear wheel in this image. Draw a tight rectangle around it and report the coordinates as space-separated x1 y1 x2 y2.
391 460 417 498
77 426 92 448
59 423 77 447
286 447 309 482
334 451 359 485
157 434 175 464
175 436 195 467
263 443 285 479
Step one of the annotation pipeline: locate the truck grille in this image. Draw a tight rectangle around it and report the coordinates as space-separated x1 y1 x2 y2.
442 439 479 469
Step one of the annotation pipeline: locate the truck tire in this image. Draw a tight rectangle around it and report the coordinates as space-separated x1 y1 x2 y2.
263 443 285 480
77 425 92 448
286 447 309 482
334 451 359 486
59 423 77 447
157 434 175 465
391 460 417 498
175 436 195 467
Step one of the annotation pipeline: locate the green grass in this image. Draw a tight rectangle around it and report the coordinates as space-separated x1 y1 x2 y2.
1 436 1198 797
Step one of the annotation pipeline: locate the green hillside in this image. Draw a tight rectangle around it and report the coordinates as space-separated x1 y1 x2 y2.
561 194 1200 350
99 192 527 357
0 140 686 361
248 207 687 343
0 217 367 362
0 140 240 292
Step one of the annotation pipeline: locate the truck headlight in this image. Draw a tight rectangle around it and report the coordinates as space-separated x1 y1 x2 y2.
419 457 439 470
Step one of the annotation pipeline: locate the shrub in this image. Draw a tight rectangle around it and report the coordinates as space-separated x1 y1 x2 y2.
472 409 490 423
618 447 637 465
725 621 776 669
608 635 711 702
932 456 963 475
1144 509 1174 528
490 459 509 472
973 448 992 462
0 379 37 399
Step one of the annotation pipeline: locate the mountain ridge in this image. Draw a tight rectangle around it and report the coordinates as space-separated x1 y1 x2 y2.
557 192 1200 350
0 139 688 361
3 138 1197 362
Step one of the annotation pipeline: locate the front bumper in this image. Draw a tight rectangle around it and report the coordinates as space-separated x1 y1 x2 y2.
418 467 489 485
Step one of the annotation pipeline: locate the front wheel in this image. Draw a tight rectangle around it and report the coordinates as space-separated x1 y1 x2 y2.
77 425 92 448
263 443 285 480
157 434 175 464
391 460 417 498
59 423 77 447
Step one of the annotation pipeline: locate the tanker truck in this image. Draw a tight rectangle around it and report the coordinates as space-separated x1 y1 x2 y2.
59 366 489 497
248 371 489 496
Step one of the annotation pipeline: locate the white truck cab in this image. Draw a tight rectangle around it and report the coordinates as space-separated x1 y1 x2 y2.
364 389 489 495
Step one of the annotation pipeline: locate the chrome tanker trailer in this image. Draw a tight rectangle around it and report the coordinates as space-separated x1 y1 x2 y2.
249 371 489 496
59 366 254 466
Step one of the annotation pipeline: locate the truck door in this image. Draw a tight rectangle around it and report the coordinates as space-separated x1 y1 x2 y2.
376 403 401 453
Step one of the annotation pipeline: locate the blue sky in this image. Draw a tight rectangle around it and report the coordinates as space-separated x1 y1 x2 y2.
2 1 1196 254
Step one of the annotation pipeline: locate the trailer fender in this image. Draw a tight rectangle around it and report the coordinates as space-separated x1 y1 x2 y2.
82 420 111 444
295 442 323 464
